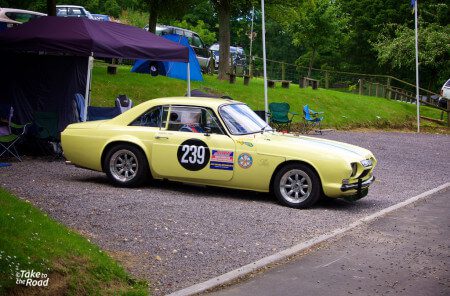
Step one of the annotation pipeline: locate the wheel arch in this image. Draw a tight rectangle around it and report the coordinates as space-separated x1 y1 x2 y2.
101 140 150 173
269 160 323 194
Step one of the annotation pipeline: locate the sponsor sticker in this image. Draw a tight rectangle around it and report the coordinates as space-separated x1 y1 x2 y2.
210 150 234 170
236 140 254 147
238 153 253 169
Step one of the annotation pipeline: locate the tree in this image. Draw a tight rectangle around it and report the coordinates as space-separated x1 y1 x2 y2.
273 0 349 77
146 0 195 33
211 0 231 80
373 24 450 90
210 0 253 80
47 0 56 16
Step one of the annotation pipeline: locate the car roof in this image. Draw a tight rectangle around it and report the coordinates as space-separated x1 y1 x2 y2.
156 24 196 35
110 97 241 125
56 5 85 8
141 96 238 108
0 7 46 16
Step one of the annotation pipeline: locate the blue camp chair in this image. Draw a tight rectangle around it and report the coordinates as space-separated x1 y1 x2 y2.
0 106 30 161
269 102 298 132
74 93 86 121
303 105 324 134
74 93 122 121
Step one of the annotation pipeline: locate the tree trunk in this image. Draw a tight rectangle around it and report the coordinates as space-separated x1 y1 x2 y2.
148 0 159 33
47 0 56 16
216 0 231 80
307 48 317 78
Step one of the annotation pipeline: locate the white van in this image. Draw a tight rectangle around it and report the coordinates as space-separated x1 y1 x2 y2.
0 7 46 31
439 79 449 109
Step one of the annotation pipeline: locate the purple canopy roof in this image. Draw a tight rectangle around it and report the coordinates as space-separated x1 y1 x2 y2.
0 16 189 62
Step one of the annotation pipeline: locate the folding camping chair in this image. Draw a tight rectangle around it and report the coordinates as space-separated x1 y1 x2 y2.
32 111 62 157
74 93 122 121
115 94 133 113
0 106 30 161
268 102 298 132
302 104 324 134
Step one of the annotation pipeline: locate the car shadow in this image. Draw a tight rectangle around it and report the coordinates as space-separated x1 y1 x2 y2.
69 174 379 211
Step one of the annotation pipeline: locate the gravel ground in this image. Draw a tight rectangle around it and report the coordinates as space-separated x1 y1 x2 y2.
0 131 449 295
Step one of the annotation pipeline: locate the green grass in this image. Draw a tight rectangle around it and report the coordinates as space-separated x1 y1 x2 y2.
0 188 148 295
91 62 447 131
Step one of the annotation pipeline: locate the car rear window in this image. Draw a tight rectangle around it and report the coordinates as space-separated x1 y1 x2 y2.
445 79 450 87
5 12 41 23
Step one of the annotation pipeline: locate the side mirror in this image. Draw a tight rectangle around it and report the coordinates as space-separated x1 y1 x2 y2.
204 126 212 136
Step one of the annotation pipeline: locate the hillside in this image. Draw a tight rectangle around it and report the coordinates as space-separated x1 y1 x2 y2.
90 62 447 131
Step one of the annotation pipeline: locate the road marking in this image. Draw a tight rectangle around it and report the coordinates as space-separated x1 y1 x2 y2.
314 255 347 269
167 183 450 296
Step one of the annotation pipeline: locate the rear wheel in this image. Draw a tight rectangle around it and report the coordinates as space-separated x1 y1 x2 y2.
273 163 321 208
104 144 149 187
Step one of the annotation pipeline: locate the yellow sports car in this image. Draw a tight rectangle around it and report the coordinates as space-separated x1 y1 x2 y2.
61 97 376 208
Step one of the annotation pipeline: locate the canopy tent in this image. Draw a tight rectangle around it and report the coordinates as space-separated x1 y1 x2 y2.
0 17 190 130
131 34 203 82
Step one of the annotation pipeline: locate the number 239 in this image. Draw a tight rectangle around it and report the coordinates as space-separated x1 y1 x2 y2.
181 145 205 164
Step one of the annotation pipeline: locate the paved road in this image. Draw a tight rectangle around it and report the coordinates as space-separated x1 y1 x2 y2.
210 188 450 296
0 131 449 295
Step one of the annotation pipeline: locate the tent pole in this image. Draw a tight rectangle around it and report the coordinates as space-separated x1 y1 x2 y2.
187 62 191 97
261 0 269 123
83 53 94 121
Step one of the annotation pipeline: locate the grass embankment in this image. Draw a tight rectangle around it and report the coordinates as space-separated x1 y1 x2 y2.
0 188 148 295
91 62 447 132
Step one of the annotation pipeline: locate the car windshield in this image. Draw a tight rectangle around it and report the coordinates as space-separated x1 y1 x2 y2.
219 104 272 135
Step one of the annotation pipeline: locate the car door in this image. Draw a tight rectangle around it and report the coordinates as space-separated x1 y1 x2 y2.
151 105 235 181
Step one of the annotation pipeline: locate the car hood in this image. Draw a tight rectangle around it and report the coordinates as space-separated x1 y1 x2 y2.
253 132 374 162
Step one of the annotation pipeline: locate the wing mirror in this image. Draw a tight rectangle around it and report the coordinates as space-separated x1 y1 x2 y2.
204 126 212 136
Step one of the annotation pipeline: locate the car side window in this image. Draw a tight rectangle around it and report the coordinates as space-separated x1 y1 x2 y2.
129 105 168 127
56 8 67 16
167 106 224 134
192 34 204 48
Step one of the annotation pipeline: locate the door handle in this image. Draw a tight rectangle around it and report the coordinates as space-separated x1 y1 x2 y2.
155 135 169 139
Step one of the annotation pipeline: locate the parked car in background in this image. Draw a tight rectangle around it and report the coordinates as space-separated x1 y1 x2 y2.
145 24 213 73
91 14 110 21
210 44 247 76
56 5 93 19
0 7 46 31
438 78 450 109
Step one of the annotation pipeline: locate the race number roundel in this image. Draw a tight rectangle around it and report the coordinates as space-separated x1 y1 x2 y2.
177 139 210 171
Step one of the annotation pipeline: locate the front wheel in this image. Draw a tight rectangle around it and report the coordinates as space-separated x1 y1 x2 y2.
273 163 321 208
104 144 149 187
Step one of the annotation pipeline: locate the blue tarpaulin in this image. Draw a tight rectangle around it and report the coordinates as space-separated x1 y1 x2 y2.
131 34 203 81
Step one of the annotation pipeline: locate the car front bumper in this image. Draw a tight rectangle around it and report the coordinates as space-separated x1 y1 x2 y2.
339 175 375 201
340 175 376 192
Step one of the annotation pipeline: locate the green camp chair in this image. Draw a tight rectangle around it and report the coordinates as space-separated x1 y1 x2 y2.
34 112 59 141
32 111 62 157
0 107 30 161
268 102 298 132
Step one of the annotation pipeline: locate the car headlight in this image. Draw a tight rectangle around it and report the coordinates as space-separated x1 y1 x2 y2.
350 162 358 177
360 159 373 168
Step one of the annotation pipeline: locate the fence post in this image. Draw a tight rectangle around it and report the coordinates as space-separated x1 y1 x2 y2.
325 71 329 89
281 62 286 81
447 99 450 127
359 78 364 95
386 77 391 99
375 83 379 97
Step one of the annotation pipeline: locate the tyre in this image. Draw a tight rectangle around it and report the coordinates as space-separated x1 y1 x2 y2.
273 163 321 208
104 144 149 187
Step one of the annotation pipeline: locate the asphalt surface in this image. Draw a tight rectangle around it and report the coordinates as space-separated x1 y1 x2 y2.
210 188 450 296
0 131 449 295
